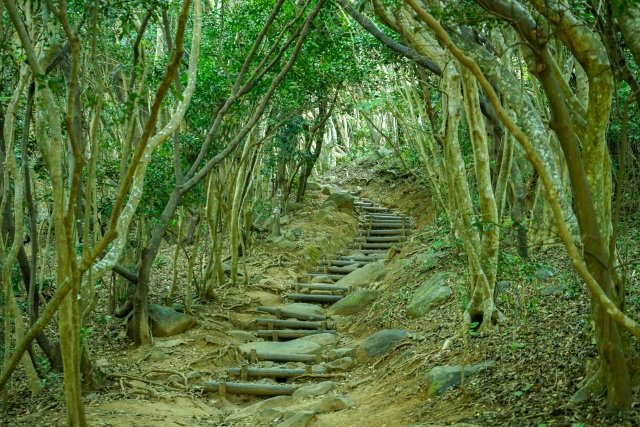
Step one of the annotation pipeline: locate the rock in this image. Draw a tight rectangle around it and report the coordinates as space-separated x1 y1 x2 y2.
356 329 410 361
325 192 354 211
542 285 564 296
240 338 322 356
335 260 387 288
328 347 354 360
311 275 335 284
292 381 336 399
147 304 196 337
186 371 201 380
228 330 258 342
414 251 442 272
314 205 335 222
228 395 294 421
405 272 452 318
306 182 321 191
286 201 303 212
280 303 326 319
280 215 291 225
333 315 354 332
327 289 379 316
96 358 109 369
424 361 496 396
496 280 511 295
275 236 298 251
534 268 555 281
145 349 169 363
311 395 354 413
298 333 340 347
325 356 356 372
275 410 316 427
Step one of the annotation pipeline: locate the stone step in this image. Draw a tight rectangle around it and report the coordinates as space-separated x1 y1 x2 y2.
286 293 343 303
255 329 337 339
203 381 296 396
256 306 326 321
293 283 350 293
228 366 326 379
255 318 330 330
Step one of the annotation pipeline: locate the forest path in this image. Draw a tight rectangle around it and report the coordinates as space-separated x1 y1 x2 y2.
203 193 414 425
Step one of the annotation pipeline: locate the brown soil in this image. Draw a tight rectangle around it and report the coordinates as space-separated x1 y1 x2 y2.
3 155 640 427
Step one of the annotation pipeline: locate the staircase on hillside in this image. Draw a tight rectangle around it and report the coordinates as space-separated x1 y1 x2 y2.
202 195 413 397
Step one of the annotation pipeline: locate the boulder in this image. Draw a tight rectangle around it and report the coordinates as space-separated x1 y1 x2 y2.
227 395 293 421
325 192 355 211
534 268 555 281
310 395 354 413
148 304 196 337
276 238 297 250
335 260 386 288
328 347 354 360
406 272 452 318
327 289 379 316
240 338 322 355
356 329 410 361
298 333 340 348
306 182 321 191
280 303 326 319
292 381 336 399
424 361 495 396
414 251 443 273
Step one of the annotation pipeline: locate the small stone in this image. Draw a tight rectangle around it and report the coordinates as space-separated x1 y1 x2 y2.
307 182 321 191
325 356 356 372
292 381 336 399
96 358 109 368
227 395 293 421
328 347 354 360
275 410 316 427
280 215 291 225
146 349 169 363
542 285 564 296
276 239 297 250
311 275 335 284
534 268 555 281
310 395 354 413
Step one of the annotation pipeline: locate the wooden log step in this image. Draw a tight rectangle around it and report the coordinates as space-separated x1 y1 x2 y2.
356 235 407 243
359 205 389 210
364 223 409 229
351 242 401 250
255 329 337 339
362 217 410 223
286 293 343 303
320 259 369 267
228 366 327 379
202 381 296 396
256 306 326 321
365 229 410 236
337 254 385 262
294 283 350 292
255 318 329 330
302 273 347 281
251 351 320 363
363 215 409 221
